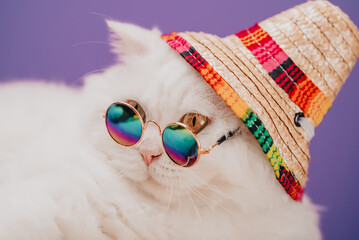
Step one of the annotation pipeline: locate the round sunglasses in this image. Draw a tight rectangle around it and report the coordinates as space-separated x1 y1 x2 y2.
104 100 238 167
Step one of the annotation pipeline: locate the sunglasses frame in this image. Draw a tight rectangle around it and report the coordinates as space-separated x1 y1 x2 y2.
104 101 219 167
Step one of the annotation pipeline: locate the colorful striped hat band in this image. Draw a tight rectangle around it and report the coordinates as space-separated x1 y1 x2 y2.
162 1 359 201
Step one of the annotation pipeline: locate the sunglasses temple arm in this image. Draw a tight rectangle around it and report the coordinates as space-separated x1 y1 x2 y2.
216 127 240 146
200 127 240 155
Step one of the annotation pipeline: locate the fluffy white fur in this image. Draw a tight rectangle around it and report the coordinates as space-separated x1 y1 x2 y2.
0 21 321 240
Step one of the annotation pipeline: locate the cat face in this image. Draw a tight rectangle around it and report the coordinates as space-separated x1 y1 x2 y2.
85 21 277 205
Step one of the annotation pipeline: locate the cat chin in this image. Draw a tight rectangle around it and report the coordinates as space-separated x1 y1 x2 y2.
133 176 187 204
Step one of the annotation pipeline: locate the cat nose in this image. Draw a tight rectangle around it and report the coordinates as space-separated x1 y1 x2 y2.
140 122 163 166
139 138 163 166
140 148 163 166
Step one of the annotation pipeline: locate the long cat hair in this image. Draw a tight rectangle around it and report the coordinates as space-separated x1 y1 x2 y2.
0 20 321 240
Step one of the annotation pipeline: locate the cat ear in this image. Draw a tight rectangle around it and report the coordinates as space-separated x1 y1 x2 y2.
106 20 161 56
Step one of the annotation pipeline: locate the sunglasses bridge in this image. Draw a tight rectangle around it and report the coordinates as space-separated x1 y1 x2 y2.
143 120 162 136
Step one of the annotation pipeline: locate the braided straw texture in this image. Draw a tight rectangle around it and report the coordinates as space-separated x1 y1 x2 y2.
260 1 359 99
177 0 359 187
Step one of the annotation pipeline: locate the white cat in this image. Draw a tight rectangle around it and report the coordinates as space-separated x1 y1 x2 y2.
0 21 321 240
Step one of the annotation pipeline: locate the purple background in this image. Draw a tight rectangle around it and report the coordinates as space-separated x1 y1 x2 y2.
1 0 358 238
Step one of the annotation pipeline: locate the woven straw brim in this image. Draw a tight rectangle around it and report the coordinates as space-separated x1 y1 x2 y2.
178 0 359 187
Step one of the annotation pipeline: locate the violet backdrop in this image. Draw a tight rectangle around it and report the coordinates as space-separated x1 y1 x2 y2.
0 0 358 239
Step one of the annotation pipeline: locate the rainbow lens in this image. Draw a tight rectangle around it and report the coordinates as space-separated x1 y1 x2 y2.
105 103 143 146
162 124 199 167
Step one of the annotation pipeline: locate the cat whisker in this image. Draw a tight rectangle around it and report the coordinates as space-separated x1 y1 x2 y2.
201 183 238 203
188 187 211 206
115 170 126 177
187 187 218 214
166 181 174 210
88 12 117 21
72 41 113 47
189 187 233 218
201 182 230 196
193 175 237 200
185 188 205 239
71 68 107 87
173 180 183 227
194 179 240 215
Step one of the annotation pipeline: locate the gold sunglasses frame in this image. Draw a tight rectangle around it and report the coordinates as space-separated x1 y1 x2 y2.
103 101 219 167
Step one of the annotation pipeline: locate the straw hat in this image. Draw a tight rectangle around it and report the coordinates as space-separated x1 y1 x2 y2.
162 0 359 201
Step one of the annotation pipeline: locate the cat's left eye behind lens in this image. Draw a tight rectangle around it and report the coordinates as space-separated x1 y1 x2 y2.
105 103 143 146
181 113 208 134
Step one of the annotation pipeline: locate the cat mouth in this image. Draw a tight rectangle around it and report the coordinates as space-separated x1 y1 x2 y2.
146 163 182 188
